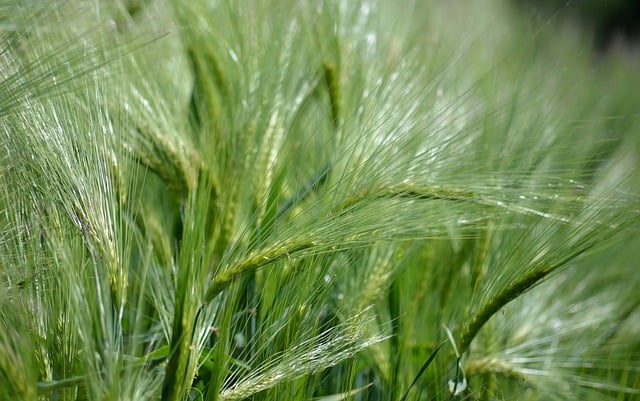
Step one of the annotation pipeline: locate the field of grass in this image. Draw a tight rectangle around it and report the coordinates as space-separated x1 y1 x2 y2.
1 1 639 400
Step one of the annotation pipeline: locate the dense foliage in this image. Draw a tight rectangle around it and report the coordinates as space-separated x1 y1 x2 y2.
1 1 639 400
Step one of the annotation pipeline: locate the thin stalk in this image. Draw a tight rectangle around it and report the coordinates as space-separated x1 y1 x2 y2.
458 243 597 354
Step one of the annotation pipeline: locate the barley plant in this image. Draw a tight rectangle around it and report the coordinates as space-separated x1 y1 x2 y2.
1 0 639 400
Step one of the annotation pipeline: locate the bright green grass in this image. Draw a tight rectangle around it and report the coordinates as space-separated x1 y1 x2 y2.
1 1 639 400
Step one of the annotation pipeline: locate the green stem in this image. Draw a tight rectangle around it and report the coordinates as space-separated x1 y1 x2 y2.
458 243 596 354
36 374 95 395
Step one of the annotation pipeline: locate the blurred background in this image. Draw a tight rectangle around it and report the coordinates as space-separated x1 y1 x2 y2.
515 0 640 50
